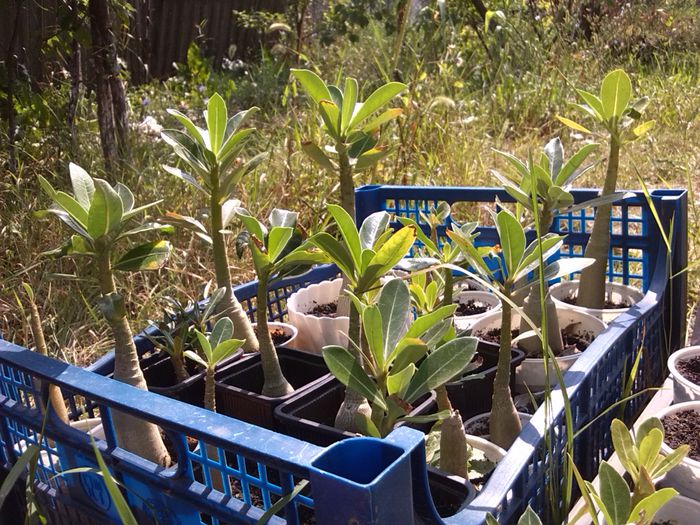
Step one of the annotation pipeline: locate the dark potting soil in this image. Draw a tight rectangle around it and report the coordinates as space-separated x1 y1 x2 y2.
480 325 591 354
676 355 700 386
651 522 674 525
561 293 631 309
455 299 492 316
307 301 339 318
254 327 291 346
662 409 700 461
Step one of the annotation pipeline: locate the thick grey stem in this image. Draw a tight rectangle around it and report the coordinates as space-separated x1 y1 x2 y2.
489 290 522 449
334 301 371 432
28 294 69 424
205 366 216 412
97 248 171 466
577 138 620 309
439 410 470 478
257 279 293 397
337 143 355 219
210 184 258 353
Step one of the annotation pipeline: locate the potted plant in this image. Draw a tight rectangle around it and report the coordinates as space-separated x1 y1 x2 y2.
668 346 700 403
161 93 265 354
490 136 627 351
657 401 700 500
448 207 594 448
304 205 416 432
212 207 331 427
555 69 654 317
37 164 172 465
289 70 407 350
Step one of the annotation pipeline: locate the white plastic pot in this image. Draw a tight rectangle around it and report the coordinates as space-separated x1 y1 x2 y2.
252 321 298 350
453 291 501 331
657 401 700 500
549 280 644 324
653 494 700 524
463 412 532 442
286 278 349 354
470 308 607 394
668 346 700 403
465 434 507 464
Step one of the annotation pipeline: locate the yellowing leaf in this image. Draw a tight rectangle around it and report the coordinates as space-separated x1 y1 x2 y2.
556 116 591 134
633 120 655 138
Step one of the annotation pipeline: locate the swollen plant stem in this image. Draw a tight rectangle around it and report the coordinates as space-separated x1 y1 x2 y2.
96 248 171 467
27 295 69 424
257 278 293 397
577 138 621 309
334 300 372 432
210 181 259 353
205 367 216 412
489 289 522 449
171 348 189 384
336 143 355 218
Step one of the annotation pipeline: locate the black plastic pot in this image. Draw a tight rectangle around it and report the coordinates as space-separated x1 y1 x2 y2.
274 375 437 447
214 347 330 429
425 467 477 518
445 343 526 420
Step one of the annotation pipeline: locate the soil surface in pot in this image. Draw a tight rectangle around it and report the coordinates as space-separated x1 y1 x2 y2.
662 410 700 461
676 356 700 386
479 325 592 355
307 301 339 318
254 327 291 346
561 293 632 309
455 299 492 316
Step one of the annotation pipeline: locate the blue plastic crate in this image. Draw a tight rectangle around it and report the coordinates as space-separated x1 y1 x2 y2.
0 186 687 525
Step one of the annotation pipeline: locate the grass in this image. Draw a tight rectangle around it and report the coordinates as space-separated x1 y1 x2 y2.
1 1 698 365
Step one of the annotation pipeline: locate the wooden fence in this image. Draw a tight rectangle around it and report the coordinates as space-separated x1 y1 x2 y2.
1 0 288 84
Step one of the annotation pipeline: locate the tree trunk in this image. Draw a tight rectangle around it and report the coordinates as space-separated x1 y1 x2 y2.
88 0 117 168
5 0 22 174
489 291 522 449
257 278 293 397
209 185 259 353
67 36 82 151
97 250 171 467
576 139 620 309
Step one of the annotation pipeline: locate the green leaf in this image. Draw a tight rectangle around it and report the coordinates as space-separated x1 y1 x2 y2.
309 232 356 280
485 514 500 525
405 305 456 340
359 211 391 250
254 479 310 525
358 225 415 292
236 208 267 240
495 209 525 277
161 212 209 235
268 227 294 262
599 461 631 525
55 191 89 226
404 337 476 403
0 444 39 507
517 506 543 525
38 175 57 199
653 444 689 478
400 410 450 425
318 100 341 138
638 428 663 472
556 143 599 186
322 345 387 410
301 142 336 172
122 200 163 221
221 198 241 228
633 120 655 138
88 179 123 239
212 338 244 364
195 329 213 361
161 129 210 177
611 419 639 479
600 69 632 120
209 317 233 349
362 305 385 369
391 339 428 373
166 108 207 147
354 412 381 438
362 108 402 133
114 183 135 213
91 439 139 525
206 93 227 154
225 106 259 138
184 349 207 368
291 69 333 106
387 363 415 396
341 77 358 133
377 279 411 359
514 234 564 281
113 240 171 271
116 222 174 241
217 128 255 167
328 204 362 267
556 116 592 134
544 138 564 179
69 163 95 209
162 165 208 195
355 147 393 171
628 488 677 525
575 89 605 121
349 82 406 129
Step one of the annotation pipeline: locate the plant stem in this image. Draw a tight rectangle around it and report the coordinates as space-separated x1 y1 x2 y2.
336 142 355 219
577 137 620 309
96 246 171 467
27 293 69 424
171 344 189 383
209 180 258 353
205 366 216 412
489 287 522 449
440 409 469 478
257 276 293 397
